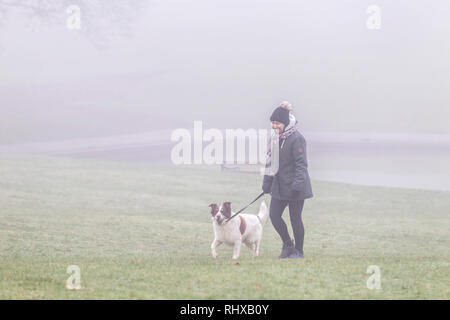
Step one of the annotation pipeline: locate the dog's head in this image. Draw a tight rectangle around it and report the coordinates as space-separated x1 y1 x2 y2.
209 202 232 225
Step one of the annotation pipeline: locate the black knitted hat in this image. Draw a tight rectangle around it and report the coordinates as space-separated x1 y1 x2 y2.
270 106 290 126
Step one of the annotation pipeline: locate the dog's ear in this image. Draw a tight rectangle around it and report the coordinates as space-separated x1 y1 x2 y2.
209 203 219 215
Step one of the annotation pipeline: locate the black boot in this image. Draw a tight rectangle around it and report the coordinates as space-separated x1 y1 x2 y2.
288 248 304 259
279 239 295 259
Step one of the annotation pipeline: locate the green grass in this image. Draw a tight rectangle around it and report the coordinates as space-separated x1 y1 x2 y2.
0 153 449 299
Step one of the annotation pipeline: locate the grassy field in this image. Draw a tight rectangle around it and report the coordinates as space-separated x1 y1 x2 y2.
0 153 449 299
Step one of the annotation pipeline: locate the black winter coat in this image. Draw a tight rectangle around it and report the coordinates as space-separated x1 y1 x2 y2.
262 130 313 201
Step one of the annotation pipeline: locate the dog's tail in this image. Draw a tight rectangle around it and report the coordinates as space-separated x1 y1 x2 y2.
257 201 269 226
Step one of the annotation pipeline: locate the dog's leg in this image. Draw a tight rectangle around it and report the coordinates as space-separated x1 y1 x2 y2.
249 242 258 258
211 239 222 259
245 241 257 258
232 239 242 260
254 240 261 258
244 241 254 257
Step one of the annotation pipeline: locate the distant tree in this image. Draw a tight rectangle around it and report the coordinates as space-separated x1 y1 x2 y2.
0 0 149 47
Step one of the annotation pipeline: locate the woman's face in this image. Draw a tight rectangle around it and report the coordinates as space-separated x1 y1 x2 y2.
271 121 285 133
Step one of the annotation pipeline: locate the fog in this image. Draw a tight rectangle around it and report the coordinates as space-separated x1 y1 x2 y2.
0 0 449 190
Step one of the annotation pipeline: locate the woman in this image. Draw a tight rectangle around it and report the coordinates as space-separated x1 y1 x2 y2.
262 101 313 259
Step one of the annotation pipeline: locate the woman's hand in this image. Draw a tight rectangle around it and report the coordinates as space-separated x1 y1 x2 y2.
262 185 271 194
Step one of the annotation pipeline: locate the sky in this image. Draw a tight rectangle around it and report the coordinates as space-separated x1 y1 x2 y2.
0 0 449 144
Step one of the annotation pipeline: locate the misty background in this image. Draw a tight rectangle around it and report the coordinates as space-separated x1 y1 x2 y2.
0 0 449 190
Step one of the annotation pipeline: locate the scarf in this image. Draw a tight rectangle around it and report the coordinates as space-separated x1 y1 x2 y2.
265 113 298 175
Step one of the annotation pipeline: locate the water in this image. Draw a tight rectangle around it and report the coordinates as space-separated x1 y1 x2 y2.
1 131 449 191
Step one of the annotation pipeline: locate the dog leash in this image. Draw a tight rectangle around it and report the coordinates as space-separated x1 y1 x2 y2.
225 192 265 222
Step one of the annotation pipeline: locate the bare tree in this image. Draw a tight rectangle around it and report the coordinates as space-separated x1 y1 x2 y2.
0 0 150 47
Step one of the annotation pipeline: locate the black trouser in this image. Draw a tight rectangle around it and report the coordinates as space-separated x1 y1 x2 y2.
269 197 305 253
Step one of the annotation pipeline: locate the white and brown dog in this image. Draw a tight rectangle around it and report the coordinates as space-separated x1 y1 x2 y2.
209 201 268 260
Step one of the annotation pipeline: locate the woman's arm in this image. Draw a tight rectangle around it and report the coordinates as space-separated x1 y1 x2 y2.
291 135 308 192
262 174 274 194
